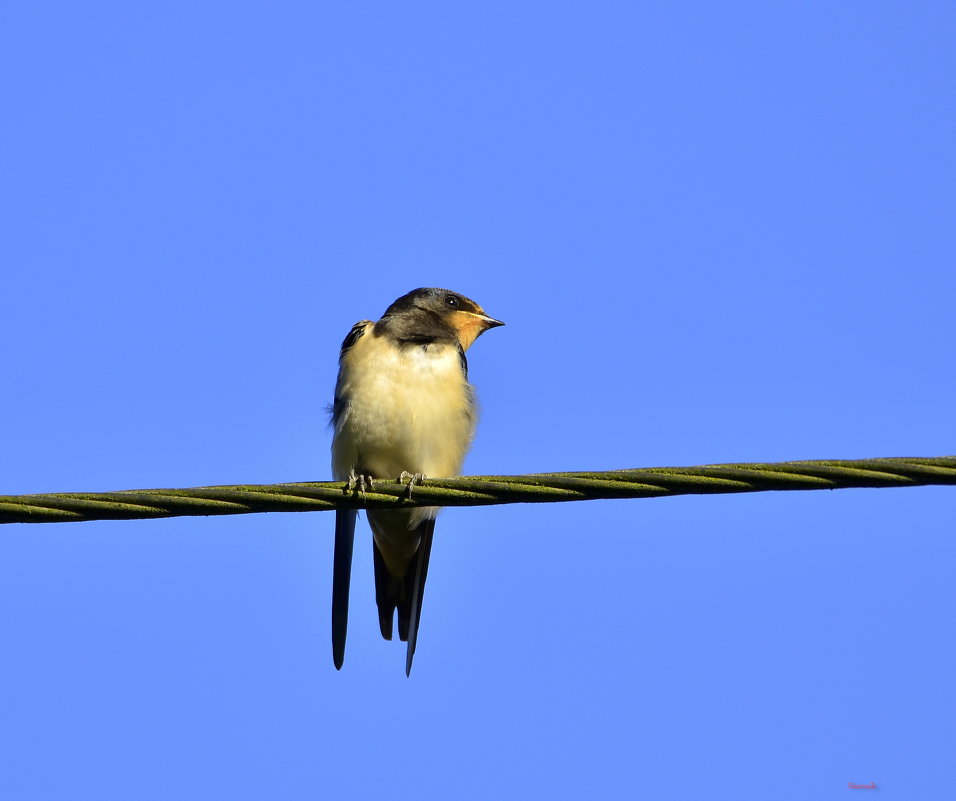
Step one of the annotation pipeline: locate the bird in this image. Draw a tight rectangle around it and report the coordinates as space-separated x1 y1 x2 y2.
329 287 504 675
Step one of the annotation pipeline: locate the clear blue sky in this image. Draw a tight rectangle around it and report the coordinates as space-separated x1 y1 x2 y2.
2 2 954 799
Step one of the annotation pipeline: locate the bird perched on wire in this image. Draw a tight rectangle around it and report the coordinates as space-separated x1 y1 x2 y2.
329 287 504 675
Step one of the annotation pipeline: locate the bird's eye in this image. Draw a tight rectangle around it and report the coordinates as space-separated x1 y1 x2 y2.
444 295 460 308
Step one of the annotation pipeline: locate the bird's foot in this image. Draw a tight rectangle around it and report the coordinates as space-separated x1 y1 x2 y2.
346 470 375 499
398 471 426 500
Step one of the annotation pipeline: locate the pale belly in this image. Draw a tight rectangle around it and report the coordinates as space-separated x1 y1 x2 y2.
331 335 476 482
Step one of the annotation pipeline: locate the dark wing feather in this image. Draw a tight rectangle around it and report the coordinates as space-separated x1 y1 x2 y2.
329 321 371 427
331 508 357 670
340 320 370 355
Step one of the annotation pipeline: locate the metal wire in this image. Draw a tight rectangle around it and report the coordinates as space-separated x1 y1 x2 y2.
1 456 953 526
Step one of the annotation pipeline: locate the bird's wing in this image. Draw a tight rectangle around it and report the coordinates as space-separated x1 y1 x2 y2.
329 320 371 428
329 320 372 670
331 508 357 670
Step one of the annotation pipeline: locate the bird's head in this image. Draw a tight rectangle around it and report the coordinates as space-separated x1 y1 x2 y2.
383 287 504 349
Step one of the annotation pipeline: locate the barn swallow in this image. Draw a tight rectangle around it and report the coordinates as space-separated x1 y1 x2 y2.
330 288 503 675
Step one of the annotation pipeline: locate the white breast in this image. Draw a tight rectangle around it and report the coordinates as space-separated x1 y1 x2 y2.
331 330 476 482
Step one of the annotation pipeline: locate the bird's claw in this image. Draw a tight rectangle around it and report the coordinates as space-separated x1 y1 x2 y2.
346 470 375 499
399 471 426 500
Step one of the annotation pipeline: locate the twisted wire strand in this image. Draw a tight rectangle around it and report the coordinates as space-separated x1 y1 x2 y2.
1 456 954 526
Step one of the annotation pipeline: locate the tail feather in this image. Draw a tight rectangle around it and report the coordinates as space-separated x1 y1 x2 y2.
331 509 357 670
372 542 398 640
371 517 436 676
404 519 435 677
